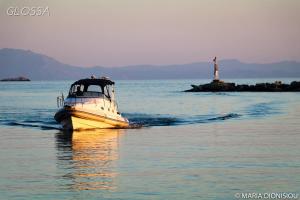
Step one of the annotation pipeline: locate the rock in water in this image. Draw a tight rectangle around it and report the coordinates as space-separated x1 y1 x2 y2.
185 80 300 92
0 76 30 81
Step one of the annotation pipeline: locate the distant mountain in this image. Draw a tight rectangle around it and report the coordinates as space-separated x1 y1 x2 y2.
0 48 300 80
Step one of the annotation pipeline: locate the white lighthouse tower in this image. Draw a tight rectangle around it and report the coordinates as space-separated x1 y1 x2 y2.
213 56 220 82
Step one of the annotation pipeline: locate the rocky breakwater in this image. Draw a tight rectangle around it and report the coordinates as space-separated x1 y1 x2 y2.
185 80 300 92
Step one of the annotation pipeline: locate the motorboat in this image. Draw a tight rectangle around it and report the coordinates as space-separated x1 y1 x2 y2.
54 76 129 130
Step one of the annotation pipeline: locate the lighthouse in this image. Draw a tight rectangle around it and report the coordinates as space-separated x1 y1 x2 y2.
213 56 219 82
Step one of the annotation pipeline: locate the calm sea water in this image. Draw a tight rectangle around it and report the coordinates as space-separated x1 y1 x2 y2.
0 79 300 200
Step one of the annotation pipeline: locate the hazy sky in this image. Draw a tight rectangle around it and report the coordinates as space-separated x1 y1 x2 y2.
0 0 299 67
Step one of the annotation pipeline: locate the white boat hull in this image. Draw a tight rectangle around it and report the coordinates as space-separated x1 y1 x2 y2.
63 116 116 130
55 108 129 130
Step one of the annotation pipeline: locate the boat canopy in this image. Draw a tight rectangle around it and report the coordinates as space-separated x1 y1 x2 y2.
71 78 114 87
68 78 115 98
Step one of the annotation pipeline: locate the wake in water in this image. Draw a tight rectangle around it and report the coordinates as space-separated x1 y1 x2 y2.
123 113 241 127
0 100 282 130
0 108 61 130
0 112 241 130
245 102 281 117
4 121 61 130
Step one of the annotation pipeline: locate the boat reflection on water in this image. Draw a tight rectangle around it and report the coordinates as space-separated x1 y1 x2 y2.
55 128 124 191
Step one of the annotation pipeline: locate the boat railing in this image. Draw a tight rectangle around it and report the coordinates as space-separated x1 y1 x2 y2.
56 93 64 108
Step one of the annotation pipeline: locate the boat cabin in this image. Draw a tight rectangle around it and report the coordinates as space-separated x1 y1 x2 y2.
68 78 115 100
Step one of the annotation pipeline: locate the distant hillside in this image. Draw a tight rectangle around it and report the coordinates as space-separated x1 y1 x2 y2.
0 48 300 80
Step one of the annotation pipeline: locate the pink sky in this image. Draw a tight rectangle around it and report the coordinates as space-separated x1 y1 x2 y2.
0 0 299 67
